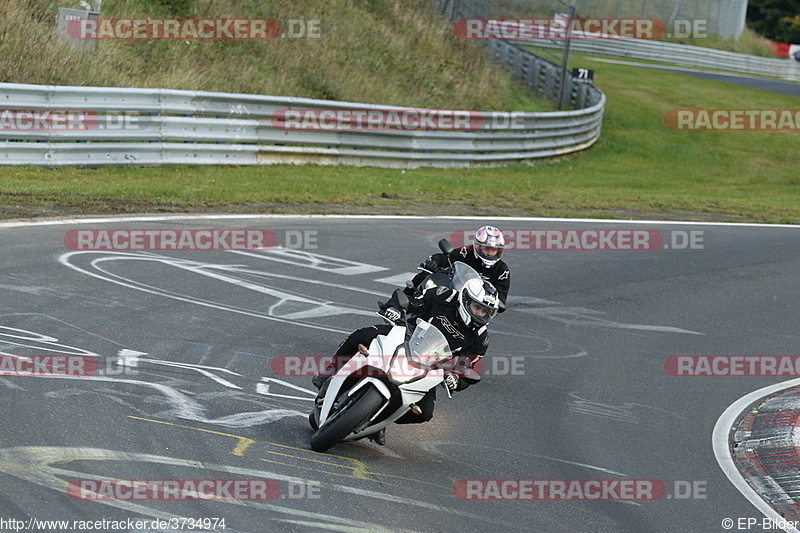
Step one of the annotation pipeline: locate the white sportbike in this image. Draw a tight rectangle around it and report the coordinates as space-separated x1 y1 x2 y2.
309 262 483 453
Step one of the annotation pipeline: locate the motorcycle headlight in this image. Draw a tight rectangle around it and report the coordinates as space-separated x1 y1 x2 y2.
406 349 452 369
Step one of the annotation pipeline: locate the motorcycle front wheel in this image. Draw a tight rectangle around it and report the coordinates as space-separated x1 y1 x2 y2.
310 386 385 453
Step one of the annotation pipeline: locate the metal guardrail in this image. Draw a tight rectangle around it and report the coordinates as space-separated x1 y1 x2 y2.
1 0 609 168
526 34 800 82
441 0 788 79
0 82 605 168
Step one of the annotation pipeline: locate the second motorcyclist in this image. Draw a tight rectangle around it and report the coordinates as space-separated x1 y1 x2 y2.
404 225 511 311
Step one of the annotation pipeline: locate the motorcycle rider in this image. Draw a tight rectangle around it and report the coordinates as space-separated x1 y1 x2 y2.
405 226 511 311
312 277 500 445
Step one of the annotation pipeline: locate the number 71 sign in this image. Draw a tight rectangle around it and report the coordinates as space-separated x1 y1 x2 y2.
571 68 594 82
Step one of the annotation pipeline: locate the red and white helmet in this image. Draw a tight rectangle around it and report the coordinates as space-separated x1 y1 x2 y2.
473 226 505 267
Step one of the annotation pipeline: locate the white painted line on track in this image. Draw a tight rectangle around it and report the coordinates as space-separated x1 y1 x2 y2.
0 213 799 229
373 273 418 286
713 378 800 533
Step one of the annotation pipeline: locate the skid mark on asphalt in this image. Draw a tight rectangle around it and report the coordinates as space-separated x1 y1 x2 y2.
228 248 388 275
0 446 416 533
10 371 307 429
257 377 318 401
129 416 258 456
513 301 703 334
0 325 318 431
0 444 513 532
567 393 689 424
423 441 629 477
59 251 386 334
0 324 99 357
129 416 451 497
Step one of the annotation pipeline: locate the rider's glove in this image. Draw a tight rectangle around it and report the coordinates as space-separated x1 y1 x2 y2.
419 255 440 273
444 373 460 392
377 306 402 325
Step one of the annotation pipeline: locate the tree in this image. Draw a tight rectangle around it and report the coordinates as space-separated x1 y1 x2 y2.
747 0 800 43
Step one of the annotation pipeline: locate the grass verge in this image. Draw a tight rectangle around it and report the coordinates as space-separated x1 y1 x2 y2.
0 4 797 223
2 52 798 224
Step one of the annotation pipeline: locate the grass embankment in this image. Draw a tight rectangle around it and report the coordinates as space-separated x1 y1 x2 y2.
665 28 777 57
0 0 543 111
0 1 797 223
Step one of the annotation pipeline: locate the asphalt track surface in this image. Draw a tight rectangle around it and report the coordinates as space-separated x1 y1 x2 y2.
1 215 800 533
588 57 800 96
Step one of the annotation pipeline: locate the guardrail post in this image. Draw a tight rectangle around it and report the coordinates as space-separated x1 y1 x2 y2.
557 4 577 110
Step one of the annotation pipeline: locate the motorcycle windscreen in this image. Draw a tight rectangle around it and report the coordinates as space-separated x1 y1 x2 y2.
450 261 482 293
405 319 452 368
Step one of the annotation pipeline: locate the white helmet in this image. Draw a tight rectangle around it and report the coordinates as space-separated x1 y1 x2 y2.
458 279 500 328
473 226 505 267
